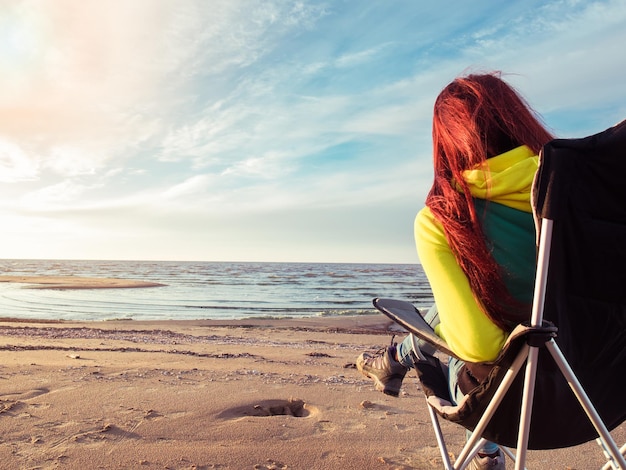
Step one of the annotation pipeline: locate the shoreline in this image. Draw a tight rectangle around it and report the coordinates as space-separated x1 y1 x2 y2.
0 313 399 329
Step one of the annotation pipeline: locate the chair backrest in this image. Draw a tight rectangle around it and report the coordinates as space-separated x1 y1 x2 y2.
530 119 626 446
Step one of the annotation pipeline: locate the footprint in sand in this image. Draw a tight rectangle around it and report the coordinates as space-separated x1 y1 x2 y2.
2 387 50 401
71 423 142 443
314 419 335 434
217 398 318 419
0 388 51 416
253 459 288 469
359 400 407 416
143 409 163 420
0 400 24 414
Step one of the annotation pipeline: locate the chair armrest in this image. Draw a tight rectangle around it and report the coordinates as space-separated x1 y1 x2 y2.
373 298 459 359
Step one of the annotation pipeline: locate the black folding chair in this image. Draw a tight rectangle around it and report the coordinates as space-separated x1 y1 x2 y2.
374 120 626 469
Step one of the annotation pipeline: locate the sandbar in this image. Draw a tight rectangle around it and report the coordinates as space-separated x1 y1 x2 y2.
0 275 165 289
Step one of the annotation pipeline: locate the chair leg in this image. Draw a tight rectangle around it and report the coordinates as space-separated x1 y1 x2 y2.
427 402 454 470
454 344 530 468
500 446 526 470
514 344 541 470
599 439 626 470
600 442 626 470
546 339 626 470
425 395 490 470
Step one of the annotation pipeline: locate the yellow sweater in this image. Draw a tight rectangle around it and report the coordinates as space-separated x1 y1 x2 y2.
415 146 538 362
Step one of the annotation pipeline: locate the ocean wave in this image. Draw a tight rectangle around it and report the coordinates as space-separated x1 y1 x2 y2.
315 309 378 317
0 260 432 321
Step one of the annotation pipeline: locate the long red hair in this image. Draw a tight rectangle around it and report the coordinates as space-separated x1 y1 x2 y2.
426 72 553 330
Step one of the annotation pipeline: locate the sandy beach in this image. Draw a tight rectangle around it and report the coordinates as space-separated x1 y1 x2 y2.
1 278 624 469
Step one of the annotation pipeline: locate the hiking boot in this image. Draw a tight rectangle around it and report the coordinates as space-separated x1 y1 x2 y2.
356 343 408 397
468 449 505 470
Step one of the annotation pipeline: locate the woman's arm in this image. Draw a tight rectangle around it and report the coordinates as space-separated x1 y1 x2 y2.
415 207 507 362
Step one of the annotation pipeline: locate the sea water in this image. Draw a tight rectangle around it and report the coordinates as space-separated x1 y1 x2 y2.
0 259 433 322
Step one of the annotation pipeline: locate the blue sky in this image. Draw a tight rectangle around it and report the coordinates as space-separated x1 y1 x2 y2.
1 0 625 263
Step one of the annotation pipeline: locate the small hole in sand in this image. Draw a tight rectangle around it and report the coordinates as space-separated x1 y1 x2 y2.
218 398 317 419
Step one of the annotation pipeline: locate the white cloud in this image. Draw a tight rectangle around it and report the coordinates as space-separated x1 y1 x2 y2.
161 174 215 200
335 43 393 69
0 137 39 182
19 179 90 210
44 145 100 177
